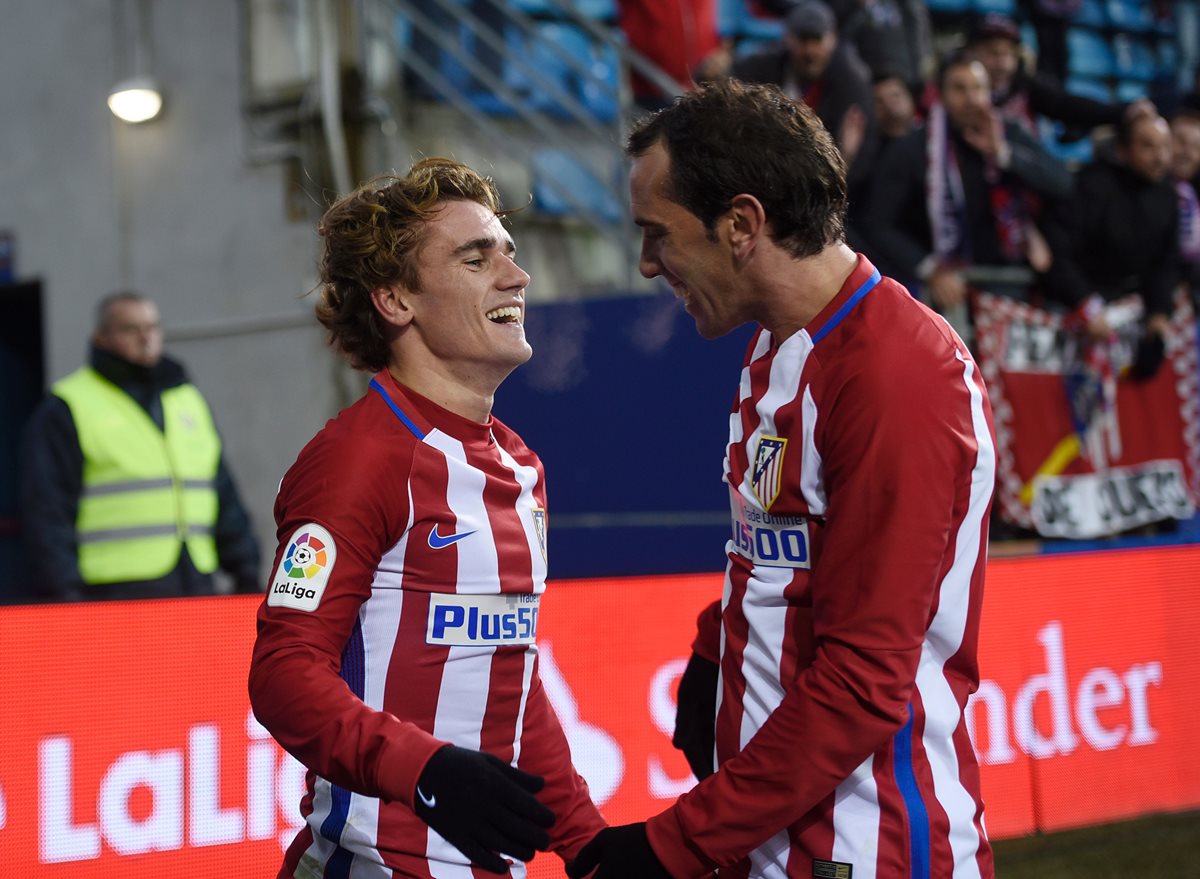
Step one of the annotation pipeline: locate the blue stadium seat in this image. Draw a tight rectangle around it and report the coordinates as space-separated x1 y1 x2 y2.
1074 0 1108 28
531 148 622 223
1115 79 1149 101
1064 77 1113 102
509 0 558 16
572 0 618 21
1158 40 1180 79
973 0 1016 14
1020 22 1039 55
733 36 778 59
1039 119 1093 165
1112 34 1157 81
719 0 785 39
524 23 619 122
926 0 972 11
1105 0 1155 32
1067 28 1115 78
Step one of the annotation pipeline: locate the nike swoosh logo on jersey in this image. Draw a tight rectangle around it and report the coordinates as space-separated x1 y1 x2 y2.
428 525 477 549
417 785 437 809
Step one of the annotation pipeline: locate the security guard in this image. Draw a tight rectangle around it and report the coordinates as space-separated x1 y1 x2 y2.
19 292 260 601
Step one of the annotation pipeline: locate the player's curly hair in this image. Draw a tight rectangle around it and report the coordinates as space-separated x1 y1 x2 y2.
315 158 505 372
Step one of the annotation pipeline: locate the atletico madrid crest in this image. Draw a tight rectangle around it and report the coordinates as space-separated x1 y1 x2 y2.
751 436 788 510
531 508 547 562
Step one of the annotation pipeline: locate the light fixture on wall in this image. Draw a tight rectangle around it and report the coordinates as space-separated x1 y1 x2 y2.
107 75 163 123
108 0 163 123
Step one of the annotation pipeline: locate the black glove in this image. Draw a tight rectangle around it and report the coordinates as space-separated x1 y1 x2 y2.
1129 332 1166 381
566 823 671 879
672 653 719 781
414 745 555 873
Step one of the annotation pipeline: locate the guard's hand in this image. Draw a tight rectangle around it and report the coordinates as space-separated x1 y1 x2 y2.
672 653 719 781
566 823 671 879
414 745 555 873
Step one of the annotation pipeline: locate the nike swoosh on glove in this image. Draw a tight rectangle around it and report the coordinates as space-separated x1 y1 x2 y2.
672 652 719 781
414 744 555 873
565 823 672 879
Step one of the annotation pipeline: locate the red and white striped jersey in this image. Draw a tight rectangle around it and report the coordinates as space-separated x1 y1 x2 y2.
248 370 604 879
647 256 997 879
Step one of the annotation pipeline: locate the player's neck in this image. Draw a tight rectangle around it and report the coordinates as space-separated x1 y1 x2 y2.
755 243 858 342
386 360 499 424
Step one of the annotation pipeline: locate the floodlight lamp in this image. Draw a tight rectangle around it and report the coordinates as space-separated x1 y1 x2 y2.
107 76 163 123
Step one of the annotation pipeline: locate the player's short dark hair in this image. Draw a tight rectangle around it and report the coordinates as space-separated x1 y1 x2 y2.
625 79 846 259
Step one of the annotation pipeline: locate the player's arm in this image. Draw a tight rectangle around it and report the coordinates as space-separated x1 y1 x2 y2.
646 325 988 876
247 439 444 807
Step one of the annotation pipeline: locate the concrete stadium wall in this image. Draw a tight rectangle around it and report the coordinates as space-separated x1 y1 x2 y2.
0 0 358 578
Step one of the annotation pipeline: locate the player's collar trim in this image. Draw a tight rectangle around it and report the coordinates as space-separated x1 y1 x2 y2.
369 377 426 439
809 268 882 345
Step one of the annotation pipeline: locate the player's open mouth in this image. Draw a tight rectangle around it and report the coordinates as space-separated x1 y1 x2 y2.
485 306 521 325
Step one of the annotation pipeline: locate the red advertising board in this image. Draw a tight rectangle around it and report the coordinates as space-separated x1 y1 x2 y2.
1 548 1198 876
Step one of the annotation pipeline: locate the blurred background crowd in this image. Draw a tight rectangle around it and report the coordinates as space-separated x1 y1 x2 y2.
2 0 1199 603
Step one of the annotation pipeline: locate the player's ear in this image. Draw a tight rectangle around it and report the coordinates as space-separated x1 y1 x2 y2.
371 284 415 329
725 193 766 261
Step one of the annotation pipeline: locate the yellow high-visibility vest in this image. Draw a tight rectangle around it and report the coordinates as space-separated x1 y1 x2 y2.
52 367 221 584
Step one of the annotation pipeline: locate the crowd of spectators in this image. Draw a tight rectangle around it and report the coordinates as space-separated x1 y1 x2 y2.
663 0 1199 359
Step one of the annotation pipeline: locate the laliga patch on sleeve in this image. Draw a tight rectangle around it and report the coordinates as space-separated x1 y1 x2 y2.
267 523 337 612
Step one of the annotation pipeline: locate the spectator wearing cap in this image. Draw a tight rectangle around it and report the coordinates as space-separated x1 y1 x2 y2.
1041 114 1178 373
730 0 879 194
865 53 1072 339
966 13 1146 138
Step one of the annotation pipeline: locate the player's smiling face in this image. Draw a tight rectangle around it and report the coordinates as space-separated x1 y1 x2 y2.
630 142 745 339
409 199 533 379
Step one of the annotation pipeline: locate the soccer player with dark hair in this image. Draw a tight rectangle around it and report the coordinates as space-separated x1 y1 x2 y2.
249 158 604 877
568 80 997 879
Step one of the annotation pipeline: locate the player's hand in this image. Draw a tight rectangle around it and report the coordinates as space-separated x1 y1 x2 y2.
672 652 719 781
566 823 671 879
414 745 555 873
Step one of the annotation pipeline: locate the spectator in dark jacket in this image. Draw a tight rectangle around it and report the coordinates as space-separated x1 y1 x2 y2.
967 13 1145 135
828 0 916 88
1043 114 1179 347
865 54 1072 338
730 0 878 188
19 292 261 601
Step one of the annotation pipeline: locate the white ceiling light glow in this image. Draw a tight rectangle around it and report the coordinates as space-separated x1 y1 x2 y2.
107 76 163 123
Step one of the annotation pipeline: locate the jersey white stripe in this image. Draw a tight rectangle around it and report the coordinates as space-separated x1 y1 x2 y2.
916 352 994 879
495 442 547 593
727 331 773 479
735 332 811 878
799 386 826 517
749 829 791 879
425 430 500 873
738 565 791 879
830 755 881 879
